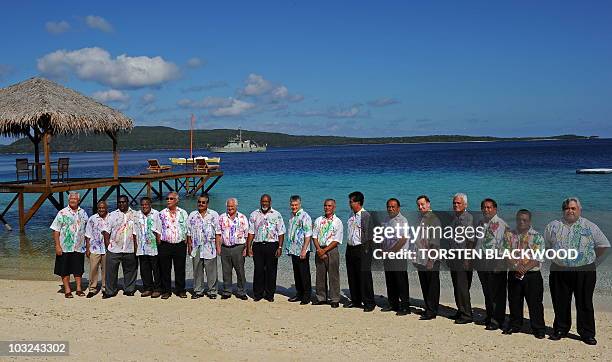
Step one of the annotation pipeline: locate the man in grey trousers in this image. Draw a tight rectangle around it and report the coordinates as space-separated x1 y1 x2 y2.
187 194 220 299
215 198 250 300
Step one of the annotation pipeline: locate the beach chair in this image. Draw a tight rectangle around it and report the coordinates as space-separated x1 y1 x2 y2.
51 157 70 182
147 159 171 173
16 158 33 181
194 158 219 173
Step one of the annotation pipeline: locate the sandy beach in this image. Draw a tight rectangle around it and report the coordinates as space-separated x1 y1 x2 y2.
0 279 610 361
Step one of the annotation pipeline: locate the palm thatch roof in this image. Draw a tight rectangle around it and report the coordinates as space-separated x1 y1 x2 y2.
0 77 133 137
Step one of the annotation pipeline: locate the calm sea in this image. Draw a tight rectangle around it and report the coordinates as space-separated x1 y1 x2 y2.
1 139 611 304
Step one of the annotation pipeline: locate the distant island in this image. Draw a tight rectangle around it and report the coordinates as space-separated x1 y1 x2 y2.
0 126 594 154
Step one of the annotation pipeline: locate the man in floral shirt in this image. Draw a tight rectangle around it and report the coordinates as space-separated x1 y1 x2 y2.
133 197 162 298
285 195 313 305
84 200 108 298
51 192 88 298
215 198 249 300
158 192 189 299
501 209 545 338
187 194 219 299
545 197 610 345
475 198 509 331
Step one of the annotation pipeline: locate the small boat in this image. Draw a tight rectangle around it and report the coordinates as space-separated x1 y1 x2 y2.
210 128 267 153
576 168 612 174
169 156 221 165
169 114 220 165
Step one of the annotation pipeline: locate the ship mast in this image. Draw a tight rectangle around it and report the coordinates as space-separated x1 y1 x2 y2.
190 114 195 159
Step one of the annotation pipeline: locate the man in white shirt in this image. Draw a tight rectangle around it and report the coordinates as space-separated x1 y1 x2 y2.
312 199 343 308
85 200 108 298
102 195 137 299
345 191 375 312
247 194 286 302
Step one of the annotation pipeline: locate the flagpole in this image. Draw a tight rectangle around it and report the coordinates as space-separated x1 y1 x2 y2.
190 114 195 160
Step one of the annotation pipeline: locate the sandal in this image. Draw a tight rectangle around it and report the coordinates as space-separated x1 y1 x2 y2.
64 292 73 298
75 291 85 297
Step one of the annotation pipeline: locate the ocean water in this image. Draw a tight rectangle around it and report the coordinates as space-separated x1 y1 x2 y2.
1 139 611 306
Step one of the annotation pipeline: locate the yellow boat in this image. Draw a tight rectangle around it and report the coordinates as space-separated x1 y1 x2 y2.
169 156 221 165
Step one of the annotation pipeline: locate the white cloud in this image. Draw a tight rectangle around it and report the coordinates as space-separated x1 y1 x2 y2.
45 20 71 34
92 89 130 103
241 73 303 102
177 96 233 109
210 99 255 117
186 57 205 68
296 105 367 119
141 93 156 105
85 15 113 32
180 81 228 93
367 97 400 107
37 47 180 89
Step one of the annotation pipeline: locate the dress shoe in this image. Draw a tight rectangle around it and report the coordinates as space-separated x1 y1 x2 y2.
236 294 248 300
363 305 376 312
300 300 310 305
454 319 472 325
207 293 217 299
534 332 546 339
451 312 461 320
312 300 327 305
381 306 398 313
549 331 567 341
191 294 201 299
330 302 340 308
288 296 301 303
420 314 436 320
344 302 363 309
485 324 499 331
253 297 262 302
86 292 96 299
151 291 161 298
102 293 115 299
474 319 489 326
161 293 171 300
396 309 411 316
581 337 597 346
140 291 152 298
178 292 187 299
123 291 135 296
502 327 520 335
221 294 231 300
265 297 274 302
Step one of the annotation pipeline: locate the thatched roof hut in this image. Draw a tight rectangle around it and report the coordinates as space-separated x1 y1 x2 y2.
0 77 134 183
0 77 133 137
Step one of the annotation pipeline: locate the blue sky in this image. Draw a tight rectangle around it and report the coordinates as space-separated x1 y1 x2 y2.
1 0 611 143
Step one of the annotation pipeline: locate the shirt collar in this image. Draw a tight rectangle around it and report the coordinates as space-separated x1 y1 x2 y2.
292 208 303 217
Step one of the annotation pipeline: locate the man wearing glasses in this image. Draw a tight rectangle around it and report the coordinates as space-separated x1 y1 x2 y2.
158 192 189 299
187 194 220 299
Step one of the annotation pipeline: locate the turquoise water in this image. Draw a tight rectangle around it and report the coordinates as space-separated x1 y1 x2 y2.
1 140 611 301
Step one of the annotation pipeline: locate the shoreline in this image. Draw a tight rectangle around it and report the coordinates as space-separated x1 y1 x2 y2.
0 137 603 156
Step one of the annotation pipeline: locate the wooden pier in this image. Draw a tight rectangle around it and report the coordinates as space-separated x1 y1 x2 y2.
0 170 223 232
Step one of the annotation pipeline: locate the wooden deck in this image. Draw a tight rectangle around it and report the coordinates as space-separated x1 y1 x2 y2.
0 170 223 231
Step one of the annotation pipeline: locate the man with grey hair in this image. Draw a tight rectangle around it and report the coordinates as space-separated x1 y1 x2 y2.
545 197 610 345
51 192 88 298
449 193 475 324
216 197 249 300
158 191 189 299
312 199 343 308
285 195 313 304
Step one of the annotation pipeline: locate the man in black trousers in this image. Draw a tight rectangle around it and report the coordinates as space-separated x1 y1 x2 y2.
476 198 509 330
157 192 189 299
502 209 545 338
381 198 411 316
449 193 474 324
247 194 286 302
544 197 610 345
413 195 441 320
345 191 376 312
